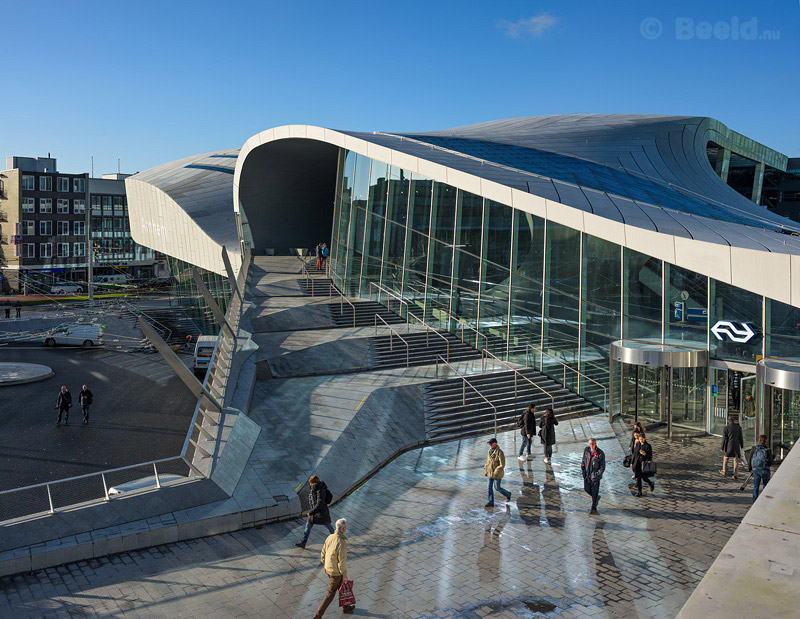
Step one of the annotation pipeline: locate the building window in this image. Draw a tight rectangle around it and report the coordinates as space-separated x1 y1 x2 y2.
73 199 85 214
73 221 85 235
114 217 124 231
22 198 35 213
39 198 52 213
57 221 70 236
40 243 52 258
57 242 70 257
73 177 85 193
23 243 36 258
40 220 52 235
21 221 35 235
102 196 112 213
73 242 85 257
57 198 70 213
57 177 69 192
39 176 52 191
22 175 35 191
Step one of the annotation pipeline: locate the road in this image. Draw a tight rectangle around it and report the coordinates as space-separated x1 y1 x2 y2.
0 347 197 493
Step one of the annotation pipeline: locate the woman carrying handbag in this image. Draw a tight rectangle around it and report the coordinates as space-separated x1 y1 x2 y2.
538 408 558 464
631 433 656 497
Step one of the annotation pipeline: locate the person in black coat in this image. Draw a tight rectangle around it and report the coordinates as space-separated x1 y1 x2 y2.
539 408 559 463
517 404 537 461
719 416 744 479
630 433 655 496
55 386 72 425
295 474 333 549
78 384 93 425
581 438 605 514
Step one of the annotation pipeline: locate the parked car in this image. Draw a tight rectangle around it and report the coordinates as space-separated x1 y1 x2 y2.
44 324 104 348
50 283 83 295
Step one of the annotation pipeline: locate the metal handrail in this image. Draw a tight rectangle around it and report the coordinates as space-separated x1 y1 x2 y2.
435 354 499 437
374 313 410 367
525 343 608 412
441 310 488 352
406 309 450 362
481 349 555 410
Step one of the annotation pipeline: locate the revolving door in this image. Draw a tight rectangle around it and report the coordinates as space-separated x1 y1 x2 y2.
757 358 800 460
610 341 708 434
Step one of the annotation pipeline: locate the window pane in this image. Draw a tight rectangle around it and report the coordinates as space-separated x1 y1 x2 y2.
509 210 545 362
623 248 662 341
665 263 707 346
710 280 762 363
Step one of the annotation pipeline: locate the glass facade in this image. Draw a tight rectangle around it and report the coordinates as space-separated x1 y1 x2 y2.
328 148 800 419
166 256 230 335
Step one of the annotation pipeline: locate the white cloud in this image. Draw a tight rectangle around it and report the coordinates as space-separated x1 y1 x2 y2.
498 13 559 39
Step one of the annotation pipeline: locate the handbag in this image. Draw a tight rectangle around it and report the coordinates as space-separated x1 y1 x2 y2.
623 455 631 468
641 461 657 475
338 579 356 607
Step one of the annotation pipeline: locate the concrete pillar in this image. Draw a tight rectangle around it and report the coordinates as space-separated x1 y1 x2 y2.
715 147 731 182
752 161 766 205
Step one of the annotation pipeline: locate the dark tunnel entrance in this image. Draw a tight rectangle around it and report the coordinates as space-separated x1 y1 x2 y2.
238 138 339 255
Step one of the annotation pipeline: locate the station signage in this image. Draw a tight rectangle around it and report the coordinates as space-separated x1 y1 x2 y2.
711 320 756 343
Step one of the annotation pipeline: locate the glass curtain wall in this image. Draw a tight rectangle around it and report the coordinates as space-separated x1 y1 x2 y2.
329 148 800 412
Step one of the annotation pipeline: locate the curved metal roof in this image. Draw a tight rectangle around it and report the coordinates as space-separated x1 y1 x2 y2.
128 148 240 253
337 115 800 254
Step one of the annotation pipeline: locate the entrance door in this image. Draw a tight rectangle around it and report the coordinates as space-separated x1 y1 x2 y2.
616 362 663 424
709 368 756 443
767 385 800 460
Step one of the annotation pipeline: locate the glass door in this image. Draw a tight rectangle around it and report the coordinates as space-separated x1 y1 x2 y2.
612 360 662 424
670 366 707 433
767 386 800 460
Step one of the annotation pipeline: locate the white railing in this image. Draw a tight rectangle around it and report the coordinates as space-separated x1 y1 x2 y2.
0 245 253 524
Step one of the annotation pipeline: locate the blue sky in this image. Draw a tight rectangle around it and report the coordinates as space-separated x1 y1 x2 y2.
0 0 797 174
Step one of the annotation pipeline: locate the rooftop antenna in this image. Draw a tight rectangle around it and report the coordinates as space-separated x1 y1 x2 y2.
91 156 94 178
118 158 120 174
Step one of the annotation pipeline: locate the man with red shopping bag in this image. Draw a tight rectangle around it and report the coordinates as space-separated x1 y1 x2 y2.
314 518 355 618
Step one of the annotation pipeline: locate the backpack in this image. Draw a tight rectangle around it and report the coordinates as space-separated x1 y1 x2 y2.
325 487 333 505
516 414 525 429
751 445 768 471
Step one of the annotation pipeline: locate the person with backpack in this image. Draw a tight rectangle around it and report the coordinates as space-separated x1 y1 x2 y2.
749 435 773 503
517 403 537 462
78 384 93 425
296 475 334 549
719 415 744 479
538 407 558 463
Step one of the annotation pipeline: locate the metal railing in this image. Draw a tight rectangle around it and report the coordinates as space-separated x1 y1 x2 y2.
481 349 555 410
435 355 499 438
525 343 607 413
0 245 253 523
374 313 410 367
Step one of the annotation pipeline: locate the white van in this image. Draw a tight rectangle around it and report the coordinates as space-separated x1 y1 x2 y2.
93 274 128 286
44 324 104 348
193 335 217 376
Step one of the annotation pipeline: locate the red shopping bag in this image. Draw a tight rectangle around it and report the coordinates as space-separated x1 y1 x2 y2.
338 578 356 607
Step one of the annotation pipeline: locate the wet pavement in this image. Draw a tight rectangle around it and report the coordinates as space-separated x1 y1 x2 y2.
0 416 752 618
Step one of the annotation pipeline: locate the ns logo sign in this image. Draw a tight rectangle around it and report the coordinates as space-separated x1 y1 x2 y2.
711 321 757 343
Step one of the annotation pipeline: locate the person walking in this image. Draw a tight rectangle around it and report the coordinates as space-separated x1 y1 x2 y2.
538 407 558 463
78 384 93 425
749 435 773 503
629 422 645 478
315 243 323 272
14 299 21 318
321 243 329 271
719 415 744 479
517 404 537 462
631 433 655 497
55 386 72 426
296 475 334 549
3 302 9 319
484 438 511 507
314 518 354 618
581 438 605 515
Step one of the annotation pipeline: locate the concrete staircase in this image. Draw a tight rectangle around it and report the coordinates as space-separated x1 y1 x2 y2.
368 330 480 370
328 301 405 328
297 278 338 297
424 368 600 441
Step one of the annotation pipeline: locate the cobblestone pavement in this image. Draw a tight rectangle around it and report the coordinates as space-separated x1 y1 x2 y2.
0 416 752 618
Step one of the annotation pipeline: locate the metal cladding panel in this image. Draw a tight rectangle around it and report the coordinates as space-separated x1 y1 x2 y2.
633 202 693 239
579 188 625 223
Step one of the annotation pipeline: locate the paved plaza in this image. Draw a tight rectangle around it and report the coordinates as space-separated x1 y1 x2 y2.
0 417 752 618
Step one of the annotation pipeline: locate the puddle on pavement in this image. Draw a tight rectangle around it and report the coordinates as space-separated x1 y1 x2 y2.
522 599 557 613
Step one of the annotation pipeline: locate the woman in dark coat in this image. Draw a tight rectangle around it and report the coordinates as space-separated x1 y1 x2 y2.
720 416 744 479
539 408 558 463
631 433 655 496
295 474 333 548
629 422 645 478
